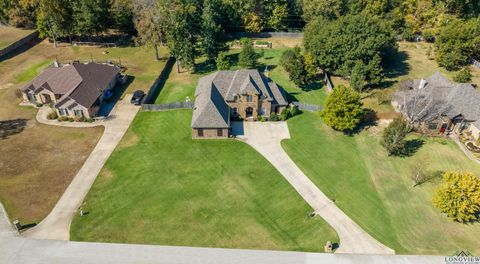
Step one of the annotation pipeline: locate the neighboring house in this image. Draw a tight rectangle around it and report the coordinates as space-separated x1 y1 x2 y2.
191 69 288 139
392 72 480 140
21 62 121 119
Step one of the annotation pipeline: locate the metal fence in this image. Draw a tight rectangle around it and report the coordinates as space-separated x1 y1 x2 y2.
142 101 194 111
292 102 322 112
324 72 334 93
473 59 480 70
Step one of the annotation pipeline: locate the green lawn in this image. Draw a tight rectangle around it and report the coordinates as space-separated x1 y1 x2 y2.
71 110 338 252
282 112 480 255
14 60 52 83
155 46 327 105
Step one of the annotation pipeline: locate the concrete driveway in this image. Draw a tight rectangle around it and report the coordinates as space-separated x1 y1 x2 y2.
232 121 395 255
23 95 139 240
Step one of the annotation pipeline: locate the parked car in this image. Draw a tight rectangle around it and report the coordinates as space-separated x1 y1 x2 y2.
131 90 145 105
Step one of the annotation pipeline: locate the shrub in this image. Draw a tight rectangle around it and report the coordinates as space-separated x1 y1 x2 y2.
36 103 43 107
216 52 231 70
433 172 480 223
58 116 70 122
85 118 94 123
321 85 364 132
280 108 291 121
290 105 301 117
453 68 472 83
255 40 270 46
269 112 280 121
74 116 86 122
382 118 409 156
47 110 58 120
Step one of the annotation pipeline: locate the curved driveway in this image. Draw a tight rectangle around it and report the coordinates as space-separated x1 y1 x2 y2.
232 121 395 255
23 95 139 240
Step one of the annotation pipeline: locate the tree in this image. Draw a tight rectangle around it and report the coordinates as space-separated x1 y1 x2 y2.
302 0 346 22
305 14 396 89
435 18 480 71
433 172 480 223
201 0 227 62
280 47 307 86
239 38 258 69
321 85 364 132
216 52 231 70
243 12 263 33
304 52 317 80
72 0 111 36
453 67 473 83
382 117 409 156
37 0 75 46
134 1 164 61
268 3 288 30
111 0 135 33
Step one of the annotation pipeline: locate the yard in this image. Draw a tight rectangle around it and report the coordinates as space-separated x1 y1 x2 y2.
0 39 167 224
282 112 480 255
0 26 34 50
155 37 327 105
70 110 338 252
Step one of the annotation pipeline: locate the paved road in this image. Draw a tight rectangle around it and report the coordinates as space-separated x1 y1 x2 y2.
0 204 444 264
23 95 139 240
232 121 395 255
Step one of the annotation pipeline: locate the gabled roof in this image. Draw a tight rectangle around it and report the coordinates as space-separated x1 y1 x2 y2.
191 69 288 129
21 62 120 109
394 72 480 127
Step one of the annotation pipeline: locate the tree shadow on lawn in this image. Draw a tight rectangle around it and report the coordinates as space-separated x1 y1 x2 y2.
384 50 410 79
0 119 28 139
402 138 425 157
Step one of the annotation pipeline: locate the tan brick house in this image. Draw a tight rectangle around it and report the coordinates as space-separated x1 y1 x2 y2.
191 69 288 139
21 62 120 119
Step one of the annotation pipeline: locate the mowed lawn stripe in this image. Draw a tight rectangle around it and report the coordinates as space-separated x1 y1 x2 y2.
71 110 338 252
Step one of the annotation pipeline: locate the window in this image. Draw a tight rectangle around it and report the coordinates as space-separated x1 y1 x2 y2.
217 129 223 137
233 95 238 101
74 110 84 117
59 108 68 116
428 123 438 130
260 107 266 116
198 129 204 137
247 95 253 102
232 107 238 115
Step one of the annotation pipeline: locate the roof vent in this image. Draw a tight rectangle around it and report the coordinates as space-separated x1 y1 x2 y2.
419 79 427 89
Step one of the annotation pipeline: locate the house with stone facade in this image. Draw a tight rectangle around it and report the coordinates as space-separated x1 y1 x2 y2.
392 72 480 140
20 62 121 119
191 69 288 138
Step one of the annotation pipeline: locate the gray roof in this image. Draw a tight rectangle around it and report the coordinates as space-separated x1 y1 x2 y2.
191 69 288 128
394 72 480 127
22 62 120 109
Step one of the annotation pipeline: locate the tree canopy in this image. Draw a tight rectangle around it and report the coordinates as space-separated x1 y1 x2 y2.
321 85 364 132
304 14 397 89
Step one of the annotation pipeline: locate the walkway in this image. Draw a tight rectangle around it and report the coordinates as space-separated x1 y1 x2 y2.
232 122 395 255
23 95 139 240
0 202 443 264
449 135 480 165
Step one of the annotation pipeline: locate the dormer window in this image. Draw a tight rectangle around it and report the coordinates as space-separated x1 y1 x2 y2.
246 95 253 102
233 95 238 101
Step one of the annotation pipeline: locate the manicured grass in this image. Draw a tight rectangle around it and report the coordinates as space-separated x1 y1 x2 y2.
0 26 34 50
282 112 480 255
71 110 338 251
14 60 52 83
155 45 327 105
0 40 168 223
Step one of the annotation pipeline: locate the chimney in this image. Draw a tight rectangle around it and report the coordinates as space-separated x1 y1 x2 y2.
419 79 427 89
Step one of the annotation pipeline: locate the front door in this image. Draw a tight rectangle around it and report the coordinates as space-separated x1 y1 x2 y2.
245 107 253 118
42 94 52 104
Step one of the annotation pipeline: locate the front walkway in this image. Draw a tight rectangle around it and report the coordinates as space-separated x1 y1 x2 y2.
0 203 443 264
232 121 395 255
449 135 480 165
23 94 139 240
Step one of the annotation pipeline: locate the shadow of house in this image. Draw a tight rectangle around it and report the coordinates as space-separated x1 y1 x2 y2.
98 75 134 117
0 119 28 139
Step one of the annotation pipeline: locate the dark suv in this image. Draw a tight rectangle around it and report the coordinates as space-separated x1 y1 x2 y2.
131 90 145 105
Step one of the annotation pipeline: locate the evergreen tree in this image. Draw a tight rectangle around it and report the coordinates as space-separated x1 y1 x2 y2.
381 118 409 156
321 85 364 132
201 0 226 62
239 38 258 69
37 0 75 45
280 47 307 85
72 0 111 36
453 68 473 83
216 52 231 70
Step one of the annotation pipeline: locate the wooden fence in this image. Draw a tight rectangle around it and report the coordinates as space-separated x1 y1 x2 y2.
292 102 322 112
142 101 194 111
231 32 303 38
72 41 116 48
0 31 39 58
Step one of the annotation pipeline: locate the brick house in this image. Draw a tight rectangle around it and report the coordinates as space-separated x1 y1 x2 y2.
392 72 480 140
21 62 120 119
191 69 288 139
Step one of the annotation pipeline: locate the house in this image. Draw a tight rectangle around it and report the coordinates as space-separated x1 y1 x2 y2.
392 72 480 140
191 69 288 138
21 62 121 119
